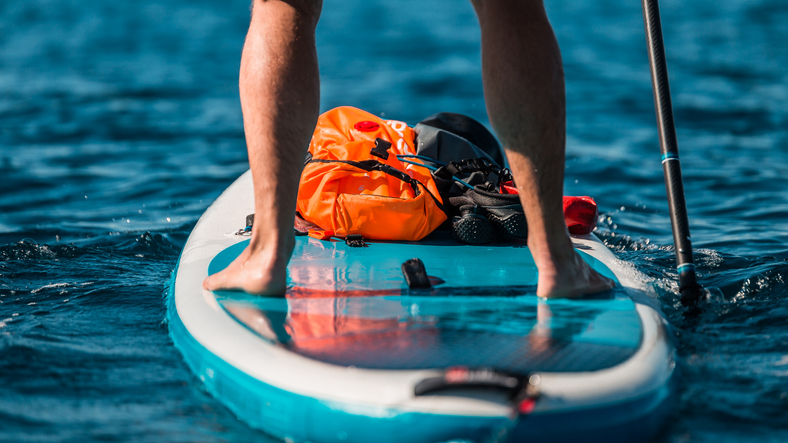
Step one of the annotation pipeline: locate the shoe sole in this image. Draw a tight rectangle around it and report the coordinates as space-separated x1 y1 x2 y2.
486 210 528 239
452 214 497 244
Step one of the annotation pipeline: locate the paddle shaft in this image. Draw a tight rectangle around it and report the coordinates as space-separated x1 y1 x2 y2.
640 0 702 306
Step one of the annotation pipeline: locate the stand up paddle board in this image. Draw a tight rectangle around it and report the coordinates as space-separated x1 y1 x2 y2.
168 171 676 443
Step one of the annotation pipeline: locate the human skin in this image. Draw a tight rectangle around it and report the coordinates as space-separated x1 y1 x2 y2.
470 0 614 297
203 0 615 298
202 0 321 296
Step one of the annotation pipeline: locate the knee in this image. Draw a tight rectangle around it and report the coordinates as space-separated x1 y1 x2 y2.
251 0 323 28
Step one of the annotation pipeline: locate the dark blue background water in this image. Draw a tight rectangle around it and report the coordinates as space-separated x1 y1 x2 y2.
2 0 787 441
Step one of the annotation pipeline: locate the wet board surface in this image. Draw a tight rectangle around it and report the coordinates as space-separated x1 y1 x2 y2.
209 234 642 374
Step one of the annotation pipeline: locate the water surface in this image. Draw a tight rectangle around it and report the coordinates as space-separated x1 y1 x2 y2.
2 0 787 441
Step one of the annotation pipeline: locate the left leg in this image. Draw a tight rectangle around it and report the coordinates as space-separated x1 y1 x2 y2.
203 0 322 295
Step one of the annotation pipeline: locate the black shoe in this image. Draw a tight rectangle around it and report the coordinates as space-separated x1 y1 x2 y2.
452 205 497 244
449 187 528 242
483 206 528 240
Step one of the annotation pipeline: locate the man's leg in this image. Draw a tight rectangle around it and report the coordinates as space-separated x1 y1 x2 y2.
471 0 614 298
203 0 321 295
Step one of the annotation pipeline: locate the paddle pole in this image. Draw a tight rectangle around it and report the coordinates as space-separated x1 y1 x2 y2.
640 0 703 306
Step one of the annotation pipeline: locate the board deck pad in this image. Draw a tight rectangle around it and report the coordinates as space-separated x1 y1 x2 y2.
210 235 642 375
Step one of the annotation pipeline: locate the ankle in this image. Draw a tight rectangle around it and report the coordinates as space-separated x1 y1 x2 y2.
249 228 295 261
529 232 575 268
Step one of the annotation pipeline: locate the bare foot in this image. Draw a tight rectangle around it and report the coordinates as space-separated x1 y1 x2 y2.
202 235 294 296
534 249 616 298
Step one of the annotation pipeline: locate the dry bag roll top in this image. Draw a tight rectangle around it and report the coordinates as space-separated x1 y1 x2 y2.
296 106 447 241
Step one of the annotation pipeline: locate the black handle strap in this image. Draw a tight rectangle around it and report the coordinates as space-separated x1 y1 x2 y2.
413 366 541 415
307 158 450 216
433 158 510 187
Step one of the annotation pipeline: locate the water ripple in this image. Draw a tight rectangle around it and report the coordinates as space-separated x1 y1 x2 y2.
2 0 787 441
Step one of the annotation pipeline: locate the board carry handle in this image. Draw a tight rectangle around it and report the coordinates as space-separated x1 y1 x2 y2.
641 0 704 307
413 366 541 416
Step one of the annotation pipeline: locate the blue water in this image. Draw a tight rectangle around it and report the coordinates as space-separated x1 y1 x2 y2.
1 0 787 441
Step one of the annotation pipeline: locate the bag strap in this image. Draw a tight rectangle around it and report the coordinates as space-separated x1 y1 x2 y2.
434 158 496 179
433 158 513 189
306 158 449 215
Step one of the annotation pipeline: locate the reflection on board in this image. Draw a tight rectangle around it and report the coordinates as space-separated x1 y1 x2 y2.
218 290 641 375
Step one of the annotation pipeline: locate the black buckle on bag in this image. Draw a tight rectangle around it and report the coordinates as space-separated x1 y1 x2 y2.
370 138 392 160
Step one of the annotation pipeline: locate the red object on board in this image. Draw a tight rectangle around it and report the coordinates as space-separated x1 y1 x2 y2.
500 181 598 235
563 196 598 235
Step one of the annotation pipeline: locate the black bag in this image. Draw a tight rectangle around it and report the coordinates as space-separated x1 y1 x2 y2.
415 113 527 244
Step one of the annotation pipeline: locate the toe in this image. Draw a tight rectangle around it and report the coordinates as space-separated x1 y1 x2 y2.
202 274 215 290
203 270 227 291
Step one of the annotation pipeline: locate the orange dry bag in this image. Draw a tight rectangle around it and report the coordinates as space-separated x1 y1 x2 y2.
296 107 447 241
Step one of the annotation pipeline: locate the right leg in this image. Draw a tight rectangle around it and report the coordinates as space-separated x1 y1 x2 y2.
471 0 614 298
203 0 322 295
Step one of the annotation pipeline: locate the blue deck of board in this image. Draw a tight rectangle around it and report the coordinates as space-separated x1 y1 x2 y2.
210 236 641 373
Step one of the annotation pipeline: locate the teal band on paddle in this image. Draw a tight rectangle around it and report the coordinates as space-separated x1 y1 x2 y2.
661 151 679 163
677 263 695 273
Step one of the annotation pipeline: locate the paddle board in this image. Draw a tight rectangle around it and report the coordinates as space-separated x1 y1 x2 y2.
168 170 676 443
